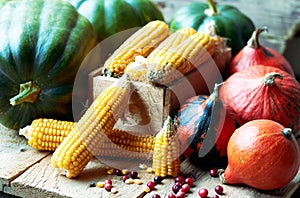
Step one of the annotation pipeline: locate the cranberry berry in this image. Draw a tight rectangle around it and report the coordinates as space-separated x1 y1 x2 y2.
152 194 161 198
147 181 156 191
176 190 185 198
175 176 185 184
104 179 112 185
181 183 191 192
198 188 208 198
167 192 176 198
209 168 218 177
171 183 181 194
130 171 138 179
185 177 194 186
153 176 164 184
215 185 224 195
122 175 129 182
104 183 112 191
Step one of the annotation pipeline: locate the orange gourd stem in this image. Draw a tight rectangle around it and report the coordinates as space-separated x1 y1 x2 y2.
247 27 268 48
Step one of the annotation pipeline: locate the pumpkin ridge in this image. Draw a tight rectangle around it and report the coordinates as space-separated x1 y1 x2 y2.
34 2 83 81
269 79 300 119
4 1 39 82
33 0 80 79
0 65 18 86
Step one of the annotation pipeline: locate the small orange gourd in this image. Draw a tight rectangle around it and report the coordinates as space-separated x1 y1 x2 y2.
228 27 295 77
219 65 300 132
219 119 300 190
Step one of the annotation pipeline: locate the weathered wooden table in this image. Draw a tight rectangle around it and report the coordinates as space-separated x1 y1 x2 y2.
1 124 299 198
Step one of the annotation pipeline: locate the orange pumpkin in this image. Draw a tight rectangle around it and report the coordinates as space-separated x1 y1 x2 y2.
219 119 300 190
219 65 300 132
228 27 295 77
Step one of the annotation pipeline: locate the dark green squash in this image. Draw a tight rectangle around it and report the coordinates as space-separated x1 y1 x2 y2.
66 0 165 42
169 0 255 56
0 0 98 130
174 84 240 166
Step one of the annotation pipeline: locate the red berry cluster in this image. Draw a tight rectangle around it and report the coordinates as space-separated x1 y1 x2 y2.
198 185 224 198
88 179 114 192
88 168 141 194
114 168 139 179
167 175 194 198
197 168 225 198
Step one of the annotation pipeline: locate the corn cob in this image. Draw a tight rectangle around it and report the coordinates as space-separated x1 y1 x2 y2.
152 116 181 177
102 20 170 78
51 74 133 178
19 118 75 151
124 27 197 82
19 118 154 160
146 27 197 61
147 32 215 85
96 129 154 161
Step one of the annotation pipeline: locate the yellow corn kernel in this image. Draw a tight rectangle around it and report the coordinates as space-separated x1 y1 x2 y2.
152 116 181 177
50 75 133 178
111 187 118 194
102 20 170 78
146 167 154 173
134 179 143 185
121 169 129 175
107 168 115 175
125 178 134 184
147 32 215 85
96 181 105 188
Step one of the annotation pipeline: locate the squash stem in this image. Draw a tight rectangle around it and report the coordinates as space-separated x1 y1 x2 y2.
217 169 227 184
247 27 268 48
282 128 293 140
264 72 283 86
9 81 41 106
210 82 224 101
206 0 219 15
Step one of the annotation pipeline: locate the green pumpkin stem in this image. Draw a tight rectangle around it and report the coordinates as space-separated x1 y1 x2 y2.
9 81 41 106
282 128 293 140
264 72 283 86
247 27 268 48
206 0 219 15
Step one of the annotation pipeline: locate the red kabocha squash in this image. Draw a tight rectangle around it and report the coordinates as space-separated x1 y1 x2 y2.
219 65 300 132
219 119 300 190
228 27 295 77
174 84 239 164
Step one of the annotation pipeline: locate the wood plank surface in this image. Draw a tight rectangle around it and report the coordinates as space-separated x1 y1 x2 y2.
7 154 300 198
0 125 50 193
0 124 299 197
